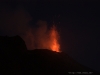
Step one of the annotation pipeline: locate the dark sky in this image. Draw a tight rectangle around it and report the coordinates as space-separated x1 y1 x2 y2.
0 0 100 72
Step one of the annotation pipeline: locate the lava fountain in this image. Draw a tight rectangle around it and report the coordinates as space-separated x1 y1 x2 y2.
21 20 60 52
49 25 60 52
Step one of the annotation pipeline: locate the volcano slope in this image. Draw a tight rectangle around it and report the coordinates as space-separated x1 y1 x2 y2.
0 36 99 74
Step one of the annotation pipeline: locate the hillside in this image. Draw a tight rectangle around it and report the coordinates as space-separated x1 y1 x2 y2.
0 36 99 74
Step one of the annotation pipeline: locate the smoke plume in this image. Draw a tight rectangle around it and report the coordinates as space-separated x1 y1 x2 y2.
0 4 60 51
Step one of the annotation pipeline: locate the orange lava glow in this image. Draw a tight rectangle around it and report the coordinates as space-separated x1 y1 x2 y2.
49 25 60 52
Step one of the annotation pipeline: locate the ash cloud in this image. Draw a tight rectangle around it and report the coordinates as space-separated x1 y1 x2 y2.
21 20 50 50
0 4 59 50
0 5 32 36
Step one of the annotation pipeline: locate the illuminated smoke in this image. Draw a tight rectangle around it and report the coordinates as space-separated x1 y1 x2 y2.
21 20 60 52
0 5 60 52
48 25 60 52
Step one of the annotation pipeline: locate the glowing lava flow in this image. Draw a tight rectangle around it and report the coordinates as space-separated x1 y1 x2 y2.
49 25 60 52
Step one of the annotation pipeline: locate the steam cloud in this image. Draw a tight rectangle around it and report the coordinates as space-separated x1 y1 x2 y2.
0 5 60 51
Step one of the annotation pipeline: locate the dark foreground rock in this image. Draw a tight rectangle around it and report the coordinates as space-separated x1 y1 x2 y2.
0 36 99 75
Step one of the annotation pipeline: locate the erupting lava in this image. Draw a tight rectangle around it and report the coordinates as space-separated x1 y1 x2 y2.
49 25 60 52
21 20 60 52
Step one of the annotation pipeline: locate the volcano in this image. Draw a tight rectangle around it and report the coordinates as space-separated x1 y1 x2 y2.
0 36 99 74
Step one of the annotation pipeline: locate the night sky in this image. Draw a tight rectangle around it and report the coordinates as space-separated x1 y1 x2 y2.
0 0 100 72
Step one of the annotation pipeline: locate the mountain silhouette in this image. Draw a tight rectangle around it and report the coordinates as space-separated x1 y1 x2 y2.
0 36 99 75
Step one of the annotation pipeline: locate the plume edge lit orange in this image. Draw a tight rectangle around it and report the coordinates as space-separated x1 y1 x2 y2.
49 25 60 52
